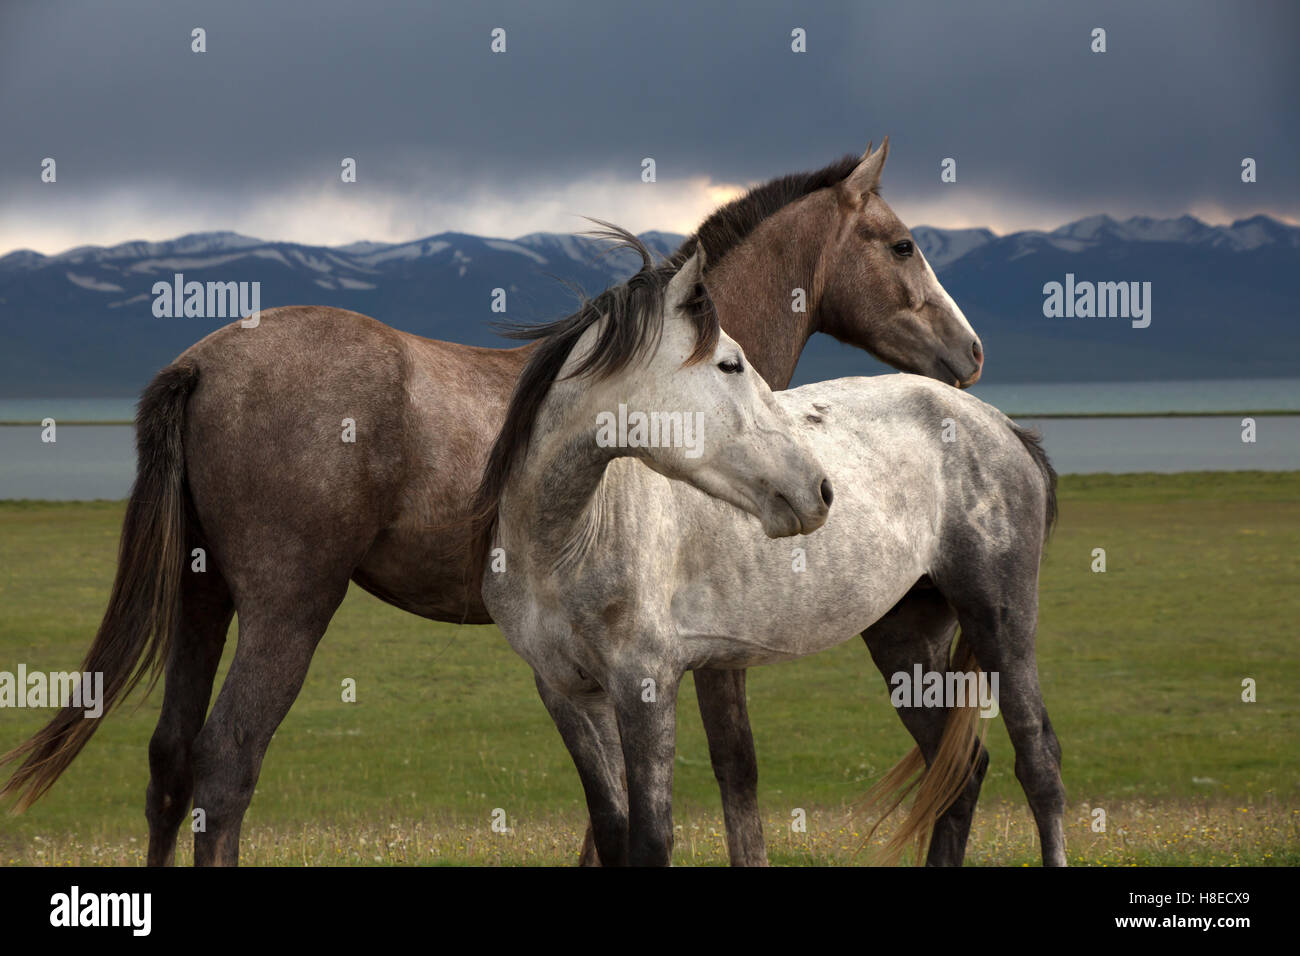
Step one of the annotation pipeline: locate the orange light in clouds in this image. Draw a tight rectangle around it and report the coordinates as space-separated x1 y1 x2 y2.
706 183 749 206
654 181 751 234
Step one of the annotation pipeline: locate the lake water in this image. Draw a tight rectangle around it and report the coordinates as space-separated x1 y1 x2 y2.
1 379 1297 499
968 378 1300 415
3 378 1298 424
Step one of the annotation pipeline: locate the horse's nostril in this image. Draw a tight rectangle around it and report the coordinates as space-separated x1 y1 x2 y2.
820 478 834 507
972 339 984 365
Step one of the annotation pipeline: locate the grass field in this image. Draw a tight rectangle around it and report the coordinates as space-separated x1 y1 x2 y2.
1 471 1297 865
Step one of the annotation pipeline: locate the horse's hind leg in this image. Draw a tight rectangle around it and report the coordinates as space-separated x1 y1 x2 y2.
535 675 629 866
693 668 767 866
190 575 350 866
863 587 988 866
946 570 1066 866
145 565 233 866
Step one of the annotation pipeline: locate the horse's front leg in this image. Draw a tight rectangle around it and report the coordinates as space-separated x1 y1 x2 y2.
693 668 768 866
533 674 629 866
613 665 682 866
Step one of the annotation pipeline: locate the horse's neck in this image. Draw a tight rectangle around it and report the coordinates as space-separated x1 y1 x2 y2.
501 396 614 574
704 192 836 390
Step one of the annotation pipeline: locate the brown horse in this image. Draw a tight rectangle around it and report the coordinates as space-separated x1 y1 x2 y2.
2 139 987 866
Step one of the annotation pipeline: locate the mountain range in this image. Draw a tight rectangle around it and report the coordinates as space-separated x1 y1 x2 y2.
1 214 1296 396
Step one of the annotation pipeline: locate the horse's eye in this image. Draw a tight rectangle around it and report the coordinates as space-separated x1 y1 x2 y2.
892 240 914 258
717 358 743 374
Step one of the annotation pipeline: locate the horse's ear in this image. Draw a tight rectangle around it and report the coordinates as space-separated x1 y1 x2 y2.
844 136 890 203
666 247 706 308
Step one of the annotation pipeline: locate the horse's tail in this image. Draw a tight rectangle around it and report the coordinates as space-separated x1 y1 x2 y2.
857 633 988 865
1 361 198 812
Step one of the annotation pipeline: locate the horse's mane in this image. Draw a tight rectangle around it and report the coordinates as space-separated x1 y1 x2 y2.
676 153 861 270
468 226 718 581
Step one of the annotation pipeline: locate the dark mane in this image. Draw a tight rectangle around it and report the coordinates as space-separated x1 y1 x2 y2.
468 226 718 583
667 153 861 269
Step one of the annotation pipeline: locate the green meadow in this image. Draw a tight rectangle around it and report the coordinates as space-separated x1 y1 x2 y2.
0 471 1297 865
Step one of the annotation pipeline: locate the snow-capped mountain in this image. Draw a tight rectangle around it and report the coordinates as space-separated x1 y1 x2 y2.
910 226 998 269
0 227 692 394
1060 212 1300 249
1 214 1296 394
910 213 1300 267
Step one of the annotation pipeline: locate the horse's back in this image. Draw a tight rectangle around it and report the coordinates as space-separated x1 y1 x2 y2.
163 305 521 619
779 372 1053 550
780 373 1009 435
780 373 1038 479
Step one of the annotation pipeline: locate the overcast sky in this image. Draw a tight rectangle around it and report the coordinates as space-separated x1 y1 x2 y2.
2 0 1296 254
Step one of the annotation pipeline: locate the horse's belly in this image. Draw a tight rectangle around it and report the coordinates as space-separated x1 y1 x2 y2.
353 525 488 623
674 569 913 670
680 626 861 669
670 493 931 669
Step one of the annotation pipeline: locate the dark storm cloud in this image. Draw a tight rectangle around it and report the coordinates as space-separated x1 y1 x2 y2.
1 0 1296 249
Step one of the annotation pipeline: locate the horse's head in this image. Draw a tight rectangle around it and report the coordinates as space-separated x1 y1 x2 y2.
817 139 984 387
599 249 833 537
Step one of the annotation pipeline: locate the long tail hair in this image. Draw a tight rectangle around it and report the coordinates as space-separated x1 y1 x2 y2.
856 633 987 865
0 361 198 811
